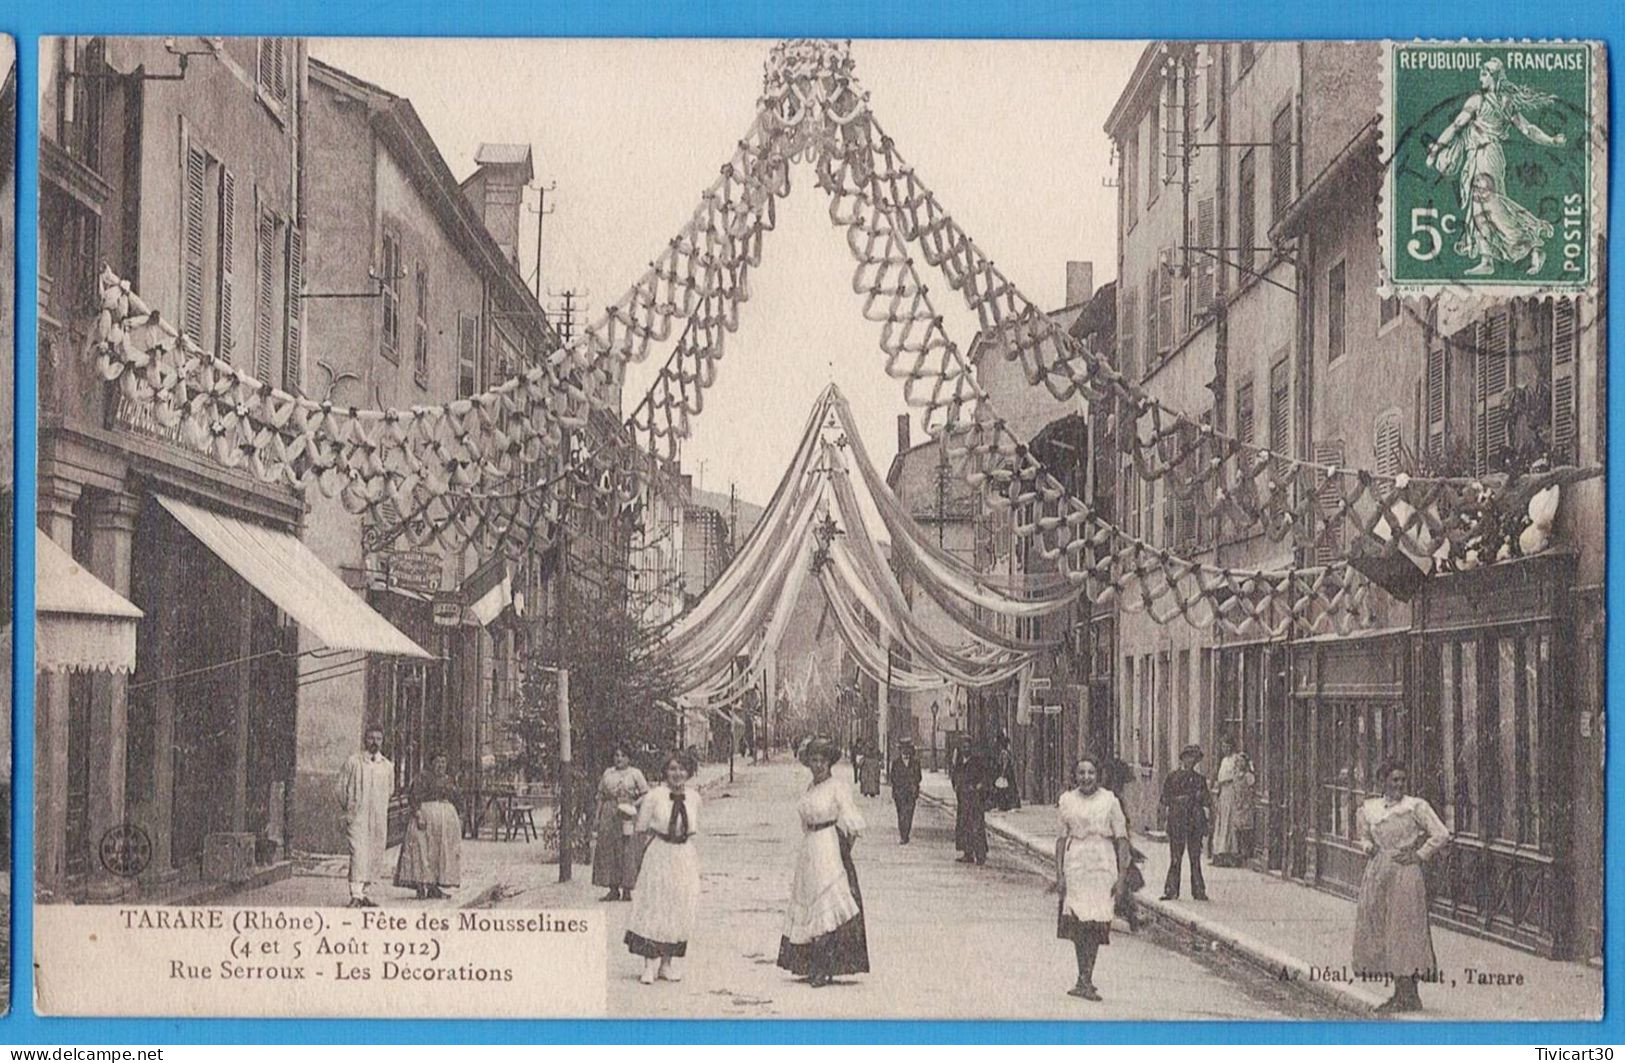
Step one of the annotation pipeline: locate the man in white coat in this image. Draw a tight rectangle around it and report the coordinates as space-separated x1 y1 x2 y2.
339 726 394 907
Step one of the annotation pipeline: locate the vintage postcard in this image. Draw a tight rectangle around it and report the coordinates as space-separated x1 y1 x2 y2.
32 36 1606 1021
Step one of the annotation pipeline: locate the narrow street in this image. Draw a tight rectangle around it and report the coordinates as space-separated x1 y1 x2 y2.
478 762 1338 1020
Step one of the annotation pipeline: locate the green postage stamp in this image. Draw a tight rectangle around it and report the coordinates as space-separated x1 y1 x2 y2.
1383 41 1603 295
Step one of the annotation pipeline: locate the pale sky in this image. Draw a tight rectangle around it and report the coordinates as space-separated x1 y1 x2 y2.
310 38 1143 505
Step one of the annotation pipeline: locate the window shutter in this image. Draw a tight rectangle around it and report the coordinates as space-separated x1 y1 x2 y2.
1550 298 1578 464
1476 312 1511 474
1119 289 1137 380
273 38 288 101
182 138 208 343
1374 410 1403 478
1157 253 1174 352
216 166 236 361
1269 356 1290 454
283 225 303 393
1314 440 1345 565
1144 268 1158 363
1425 339 1447 459
458 313 479 398
1195 196 1216 311
254 205 276 381
1271 104 1293 225
1236 150 1256 280
1235 376 1255 446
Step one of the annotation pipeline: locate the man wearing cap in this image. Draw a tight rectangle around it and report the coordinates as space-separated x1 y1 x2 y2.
1159 744 1212 901
888 740 923 844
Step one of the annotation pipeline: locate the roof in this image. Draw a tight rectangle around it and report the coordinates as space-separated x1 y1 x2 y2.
308 58 558 352
475 142 535 172
1103 42 1171 139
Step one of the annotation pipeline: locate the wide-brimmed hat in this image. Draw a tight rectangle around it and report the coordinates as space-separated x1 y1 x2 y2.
1180 743 1205 762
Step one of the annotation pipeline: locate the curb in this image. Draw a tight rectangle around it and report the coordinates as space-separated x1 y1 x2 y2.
917 789 1383 1017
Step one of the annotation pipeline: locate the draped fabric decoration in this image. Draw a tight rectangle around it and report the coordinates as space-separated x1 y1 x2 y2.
90 39 1595 634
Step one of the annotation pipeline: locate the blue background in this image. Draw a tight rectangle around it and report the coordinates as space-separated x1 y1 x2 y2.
1 0 1620 1045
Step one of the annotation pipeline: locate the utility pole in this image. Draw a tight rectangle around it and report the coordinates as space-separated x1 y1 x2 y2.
554 518 573 882
529 180 557 302
549 289 580 346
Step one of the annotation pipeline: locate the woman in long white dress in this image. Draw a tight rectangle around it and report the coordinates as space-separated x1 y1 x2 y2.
624 751 702 985
1353 760 1450 1013
777 736 870 987
1054 754 1131 1001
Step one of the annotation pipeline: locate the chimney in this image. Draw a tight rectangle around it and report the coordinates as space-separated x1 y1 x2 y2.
1065 261 1094 307
467 143 535 269
897 414 912 455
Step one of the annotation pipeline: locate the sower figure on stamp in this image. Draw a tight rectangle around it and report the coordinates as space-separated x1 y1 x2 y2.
339 725 394 908
1427 57 1565 277
888 739 923 844
1159 744 1211 901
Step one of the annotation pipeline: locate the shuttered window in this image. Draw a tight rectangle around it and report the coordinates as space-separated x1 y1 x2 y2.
1425 339 1448 459
381 229 401 361
1204 45 1220 123
181 139 208 344
1236 150 1256 282
1156 253 1174 353
414 267 430 388
1270 103 1293 225
1550 299 1578 464
257 39 289 102
1234 374 1255 446
1147 102 1161 205
1374 409 1404 478
1144 268 1158 365
1475 311 1511 474
283 226 304 393
215 167 237 362
457 314 479 399
253 204 276 381
1119 289 1138 380
1314 440 1346 565
1123 130 1139 230
1269 355 1290 454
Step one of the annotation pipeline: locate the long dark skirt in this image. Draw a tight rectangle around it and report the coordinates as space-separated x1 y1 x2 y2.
1057 897 1112 946
777 831 871 978
624 930 687 958
955 786 988 858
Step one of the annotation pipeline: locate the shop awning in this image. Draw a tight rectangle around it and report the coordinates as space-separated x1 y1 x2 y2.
154 493 430 658
36 529 144 675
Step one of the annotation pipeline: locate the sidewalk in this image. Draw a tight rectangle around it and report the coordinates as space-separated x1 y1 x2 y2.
918 773 1600 1020
234 761 733 910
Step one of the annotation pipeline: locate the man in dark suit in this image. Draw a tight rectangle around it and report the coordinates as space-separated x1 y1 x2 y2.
1159 744 1212 901
888 740 924 844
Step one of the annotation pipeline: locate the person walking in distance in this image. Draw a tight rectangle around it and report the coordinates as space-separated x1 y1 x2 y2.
339 725 394 908
951 737 991 864
888 739 923 844
1159 744 1211 901
1353 760 1451 1013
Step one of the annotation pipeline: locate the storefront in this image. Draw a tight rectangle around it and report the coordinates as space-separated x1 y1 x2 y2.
1411 553 1576 957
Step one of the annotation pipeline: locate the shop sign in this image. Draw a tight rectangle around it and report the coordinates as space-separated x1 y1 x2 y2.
432 594 464 627
384 550 442 595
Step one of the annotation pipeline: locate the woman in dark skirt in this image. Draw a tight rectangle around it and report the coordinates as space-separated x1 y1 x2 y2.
1054 754 1132 1001
592 744 650 901
777 736 870 987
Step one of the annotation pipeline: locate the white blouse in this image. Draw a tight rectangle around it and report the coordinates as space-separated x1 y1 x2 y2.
637 784 701 839
798 777 865 836
1357 794 1449 860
